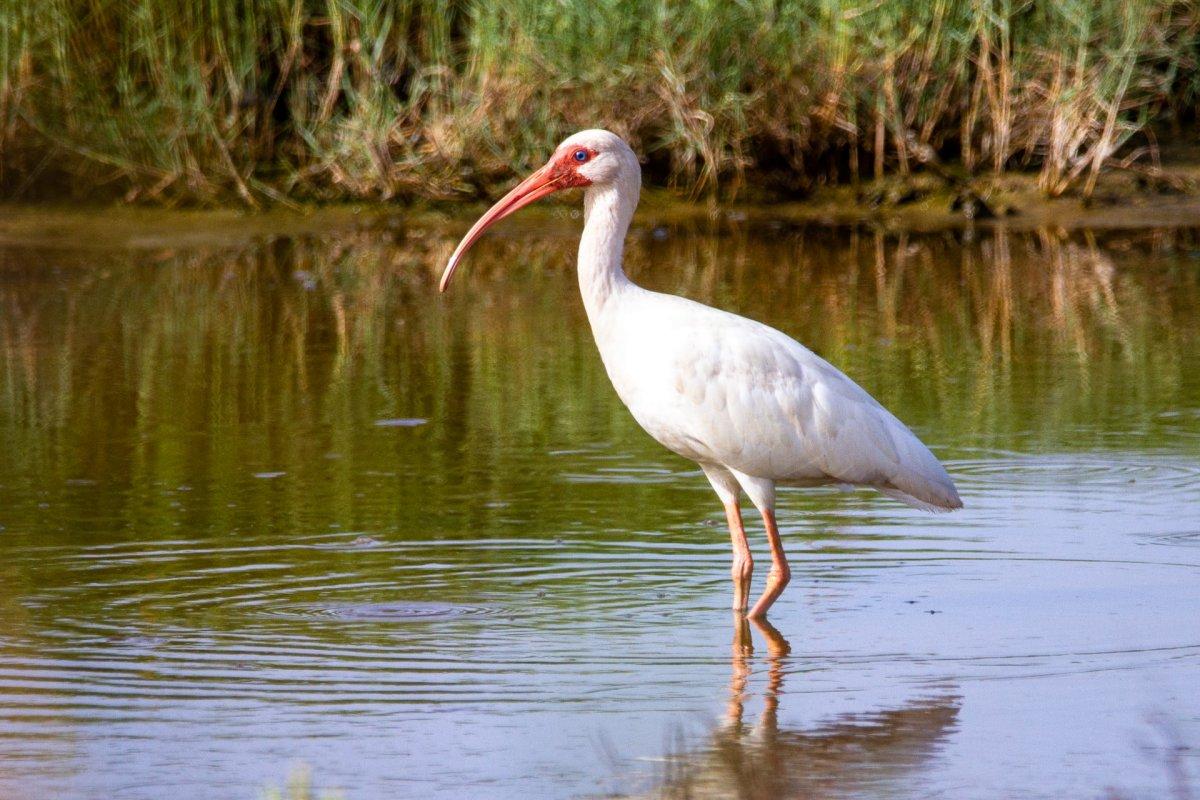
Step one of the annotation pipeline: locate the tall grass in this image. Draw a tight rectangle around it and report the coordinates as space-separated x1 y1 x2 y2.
0 0 1196 205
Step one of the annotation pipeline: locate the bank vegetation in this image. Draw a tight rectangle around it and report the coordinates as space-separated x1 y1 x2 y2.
0 0 1197 205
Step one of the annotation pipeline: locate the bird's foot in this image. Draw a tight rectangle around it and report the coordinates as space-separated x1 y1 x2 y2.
747 565 790 620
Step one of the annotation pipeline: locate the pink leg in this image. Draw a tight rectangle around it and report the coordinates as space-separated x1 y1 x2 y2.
724 500 753 613
747 508 790 620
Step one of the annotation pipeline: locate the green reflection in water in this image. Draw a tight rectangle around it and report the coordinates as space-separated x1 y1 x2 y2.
0 218 1197 799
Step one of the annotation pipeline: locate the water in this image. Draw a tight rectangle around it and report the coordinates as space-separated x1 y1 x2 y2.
0 213 1198 799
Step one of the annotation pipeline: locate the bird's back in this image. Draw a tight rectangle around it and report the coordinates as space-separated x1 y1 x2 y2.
593 288 962 511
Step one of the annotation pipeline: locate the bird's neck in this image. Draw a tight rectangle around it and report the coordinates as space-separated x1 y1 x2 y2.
577 178 638 321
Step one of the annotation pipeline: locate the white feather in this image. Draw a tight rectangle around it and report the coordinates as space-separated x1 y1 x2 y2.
558 129 962 513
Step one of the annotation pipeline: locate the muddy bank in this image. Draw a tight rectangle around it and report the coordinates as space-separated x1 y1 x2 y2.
2 164 1199 254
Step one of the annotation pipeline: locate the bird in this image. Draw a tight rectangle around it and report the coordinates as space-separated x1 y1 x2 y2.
439 129 962 620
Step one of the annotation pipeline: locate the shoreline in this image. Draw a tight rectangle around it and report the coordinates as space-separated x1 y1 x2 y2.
2 169 1199 253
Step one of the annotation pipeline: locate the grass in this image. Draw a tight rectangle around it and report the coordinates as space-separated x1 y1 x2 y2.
260 766 343 800
0 0 1197 205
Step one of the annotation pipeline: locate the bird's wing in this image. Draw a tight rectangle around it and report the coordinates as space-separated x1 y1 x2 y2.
657 297 961 510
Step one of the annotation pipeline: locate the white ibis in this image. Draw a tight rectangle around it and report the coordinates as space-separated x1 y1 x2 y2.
440 130 962 619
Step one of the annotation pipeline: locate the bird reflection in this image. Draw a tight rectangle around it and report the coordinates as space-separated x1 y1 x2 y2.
657 617 960 799
725 614 791 740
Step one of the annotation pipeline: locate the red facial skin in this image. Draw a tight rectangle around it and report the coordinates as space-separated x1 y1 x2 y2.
438 145 598 292
547 147 597 188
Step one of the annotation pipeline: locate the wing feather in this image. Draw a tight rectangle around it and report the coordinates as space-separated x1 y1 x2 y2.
652 297 961 511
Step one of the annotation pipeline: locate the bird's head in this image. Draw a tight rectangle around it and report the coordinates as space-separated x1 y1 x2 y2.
438 129 638 292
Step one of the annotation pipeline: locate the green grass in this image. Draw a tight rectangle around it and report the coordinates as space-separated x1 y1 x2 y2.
0 0 1196 205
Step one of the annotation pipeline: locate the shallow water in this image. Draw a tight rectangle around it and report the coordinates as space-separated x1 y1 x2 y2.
0 214 1198 799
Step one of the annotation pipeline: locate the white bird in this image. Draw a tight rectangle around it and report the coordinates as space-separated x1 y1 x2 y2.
440 130 962 619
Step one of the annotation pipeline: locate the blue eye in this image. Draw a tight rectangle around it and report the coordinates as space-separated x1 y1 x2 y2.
573 149 589 162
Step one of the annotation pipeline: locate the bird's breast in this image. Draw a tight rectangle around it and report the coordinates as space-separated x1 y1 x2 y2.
592 324 729 464
588 304 834 482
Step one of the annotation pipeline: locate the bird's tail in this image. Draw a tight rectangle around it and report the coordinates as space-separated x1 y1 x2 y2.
879 485 963 513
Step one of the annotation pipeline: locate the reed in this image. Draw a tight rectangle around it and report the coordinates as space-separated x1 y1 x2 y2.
0 0 1196 205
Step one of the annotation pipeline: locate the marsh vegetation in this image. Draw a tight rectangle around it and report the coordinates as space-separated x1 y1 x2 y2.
1 0 1197 205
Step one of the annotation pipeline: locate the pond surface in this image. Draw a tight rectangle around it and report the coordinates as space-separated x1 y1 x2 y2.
0 212 1198 799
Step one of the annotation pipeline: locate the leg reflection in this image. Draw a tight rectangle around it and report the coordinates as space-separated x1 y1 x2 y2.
726 614 753 734
666 617 960 799
752 616 789 739
728 614 790 736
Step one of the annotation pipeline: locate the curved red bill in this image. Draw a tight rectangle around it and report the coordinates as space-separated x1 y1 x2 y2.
438 164 564 293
